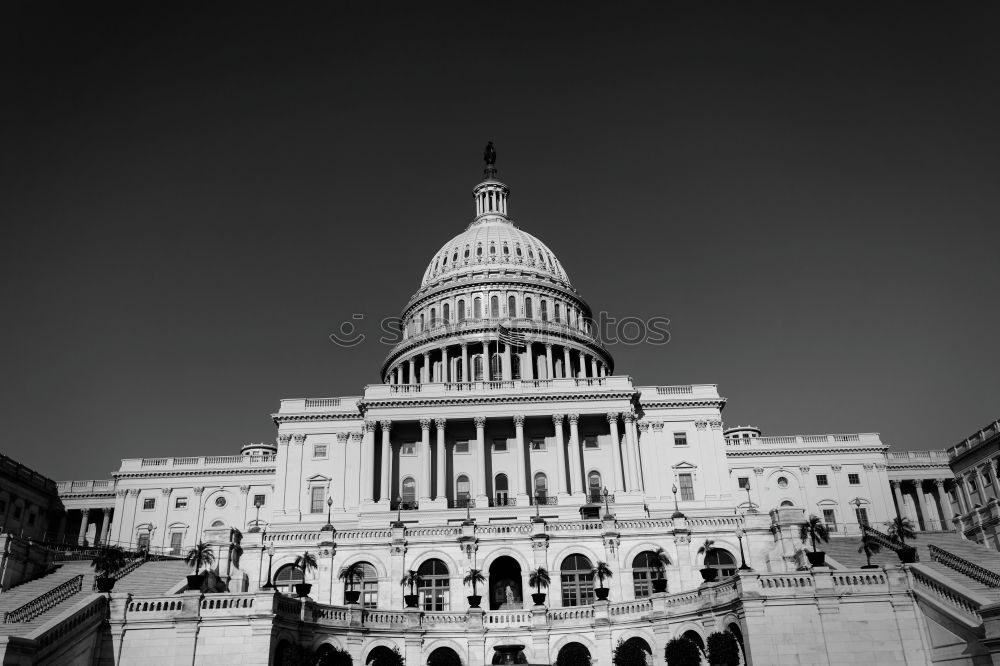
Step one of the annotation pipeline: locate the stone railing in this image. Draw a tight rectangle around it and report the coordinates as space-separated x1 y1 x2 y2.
545 521 604 532
886 450 952 465
57 479 114 494
909 565 985 622
862 525 904 551
32 595 107 657
121 454 276 471
725 433 881 448
336 529 393 541
92 557 145 590
929 545 1000 588
947 419 1000 459
366 376 634 400
267 531 324 542
3 574 84 623
483 609 532 626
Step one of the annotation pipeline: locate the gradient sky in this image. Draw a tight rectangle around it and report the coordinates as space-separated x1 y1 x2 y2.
2 2 998 481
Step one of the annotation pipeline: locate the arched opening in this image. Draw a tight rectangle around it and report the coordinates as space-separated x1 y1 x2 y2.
560 554 594 607
490 353 502 379
632 551 665 597
683 631 706 656
490 296 499 318
443 303 450 323
780 500 794 507
555 642 591 666
454 358 463 383
428 647 463 666
366 645 400 666
455 475 471 508
541 300 548 322
507 295 516 318
474 297 482 319
401 477 417 508
704 548 737 578
524 297 533 319
273 564 303 595
488 555 523 610
587 471 602 503
458 300 466 322
474 356 484 381
621 637 652 663
494 474 510 506
491 646 528 664
418 559 450 610
533 473 548 504
728 623 747 664
342 561 378 608
430 308 437 327
511 354 521 380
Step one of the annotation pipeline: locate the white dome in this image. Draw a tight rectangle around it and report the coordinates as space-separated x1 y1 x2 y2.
420 217 571 288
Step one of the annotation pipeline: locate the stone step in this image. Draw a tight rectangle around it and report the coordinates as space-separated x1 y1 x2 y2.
114 560 191 596
0 562 93 612
0 593 102 638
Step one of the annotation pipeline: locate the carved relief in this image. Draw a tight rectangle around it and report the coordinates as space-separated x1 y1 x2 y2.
695 420 708 431
753 468 764 476
474 416 487 428
380 420 393 431
651 422 665 431
277 433 292 445
513 414 525 427
336 433 350 443
292 433 307 444
606 412 619 424
419 418 432 431
350 432 363 442
636 421 650 432
364 420 378 432
435 418 447 430
193 487 205 495
567 413 579 425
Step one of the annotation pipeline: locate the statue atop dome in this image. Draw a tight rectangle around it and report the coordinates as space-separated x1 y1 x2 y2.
484 141 497 178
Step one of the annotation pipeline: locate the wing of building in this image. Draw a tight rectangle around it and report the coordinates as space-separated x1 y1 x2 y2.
3 152 1000 666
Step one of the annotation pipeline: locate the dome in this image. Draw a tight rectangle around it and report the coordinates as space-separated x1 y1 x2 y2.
420 217 571 288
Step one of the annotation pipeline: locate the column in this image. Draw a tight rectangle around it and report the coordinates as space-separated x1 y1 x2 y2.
441 347 449 383
553 414 567 497
474 416 488 503
591 356 598 378
545 344 554 380
637 422 658 498
78 508 90 546
922 482 941 530
483 342 491 381
986 461 1000 501
914 479 935 530
99 508 111 545
361 421 376 504
347 432 362 510
623 413 641 493
513 415 528 502
408 358 416 385
607 413 624 492
523 343 534 380
502 342 512 380
461 344 469 383
335 433 350 508
379 421 392 505
563 347 572 378
435 419 447 501
419 419 432 503
955 476 972 514
890 480 907 520
936 479 955 525
567 413 582 496
422 352 431 383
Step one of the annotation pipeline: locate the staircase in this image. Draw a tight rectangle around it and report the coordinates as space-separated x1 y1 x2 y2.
0 561 96 638
113 559 191 595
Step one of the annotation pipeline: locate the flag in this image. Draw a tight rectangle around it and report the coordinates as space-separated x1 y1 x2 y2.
497 324 527 351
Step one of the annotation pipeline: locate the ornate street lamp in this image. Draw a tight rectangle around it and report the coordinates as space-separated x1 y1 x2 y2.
323 496 334 532
262 544 275 590
671 484 684 518
249 497 263 533
396 496 403 524
736 528 752 571
744 482 757 514
602 487 613 520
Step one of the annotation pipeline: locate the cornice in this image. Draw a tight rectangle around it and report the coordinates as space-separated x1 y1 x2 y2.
886 462 952 470
362 390 637 410
726 447 887 457
57 491 116 500
639 399 727 410
112 468 276 480
272 412 363 425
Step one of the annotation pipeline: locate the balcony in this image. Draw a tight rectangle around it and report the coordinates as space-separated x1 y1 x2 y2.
56 479 114 495
724 433 884 448
118 455 277 473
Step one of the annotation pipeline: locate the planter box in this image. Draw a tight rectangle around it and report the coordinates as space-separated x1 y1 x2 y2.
467 594 482 608
294 583 312 598
187 574 205 591
594 588 610 601
700 568 718 582
531 593 546 606
806 551 826 567
404 594 419 608
344 590 361 604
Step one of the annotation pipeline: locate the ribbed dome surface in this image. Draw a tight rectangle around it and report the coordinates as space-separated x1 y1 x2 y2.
420 217 571 288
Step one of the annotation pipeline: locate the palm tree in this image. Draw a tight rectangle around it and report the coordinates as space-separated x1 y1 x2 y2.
91 545 128 579
886 516 917 547
799 515 830 552
858 533 882 568
653 547 671 580
185 542 215 573
592 561 614 589
463 568 486 597
339 562 363 592
528 567 551 595
294 551 319 580
400 569 422 596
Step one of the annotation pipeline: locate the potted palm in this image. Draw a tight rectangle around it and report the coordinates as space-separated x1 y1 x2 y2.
463 568 486 608
858 533 882 569
339 562 363 604
91 545 128 592
592 561 613 600
185 542 215 590
528 566 550 605
697 539 718 582
651 547 671 592
400 569 421 608
887 517 918 563
799 515 830 567
293 551 318 597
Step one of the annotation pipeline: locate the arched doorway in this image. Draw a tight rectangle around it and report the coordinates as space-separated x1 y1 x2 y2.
704 549 737 577
683 631 706 657
428 646 463 666
273 564 303 595
418 559 450 610
728 623 747 664
488 555 523 609
620 637 652 666
631 551 663 598
560 554 594 607
555 642 591 666
495 474 510 506
367 645 401 666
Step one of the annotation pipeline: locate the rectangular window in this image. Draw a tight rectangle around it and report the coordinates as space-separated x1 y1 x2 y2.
583 436 599 449
170 532 183 555
253 494 266 507
137 533 150 551
454 440 470 454
674 432 688 446
400 442 416 456
530 438 546 451
822 509 837 532
970 477 978 491
142 498 156 510
816 474 829 487
678 473 695 501
313 444 328 459
848 473 860 485
311 486 325 513
738 477 750 490
175 497 188 510
855 507 869 527
493 438 508 452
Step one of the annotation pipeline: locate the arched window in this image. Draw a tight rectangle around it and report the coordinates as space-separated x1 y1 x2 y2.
473 356 484 381
495 473 510 506
541 300 548 322
507 295 516 318
780 500 794 507
454 359 463 383
419 313 425 332
490 296 499 318
443 303 450 323
490 353 502 379
474 297 482 319
534 473 548 503
489 243 496 256
704 548 737 578
342 561 379 609
560 554 594 607
632 551 665 598
587 471 602 503
458 300 466 322
524 297 533 319
418 559 450 611
476 245 483 257
401 477 417 508
274 564 303 594
511 354 521 380
554 303 561 323
455 474 471 508
464 247 470 259
430 308 436 328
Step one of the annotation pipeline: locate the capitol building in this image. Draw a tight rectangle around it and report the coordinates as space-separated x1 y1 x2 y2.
2 150 1000 666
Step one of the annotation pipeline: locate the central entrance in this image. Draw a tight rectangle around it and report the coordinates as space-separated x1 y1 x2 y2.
488 555 523 610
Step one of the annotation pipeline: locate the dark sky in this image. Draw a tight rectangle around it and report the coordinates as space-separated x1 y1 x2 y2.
2 2 998 481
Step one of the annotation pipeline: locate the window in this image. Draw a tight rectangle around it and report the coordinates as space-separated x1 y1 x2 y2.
142 498 156 511
822 508 837 532
541 301 548 321
511 354 521 380
311 486 325 513
458 300 466 322
560 554 594 607
313 444 328 459
678 473 695 501
583 436 599 449
780 500 794 507
534 473 548 502
137 533 150 552
970 477 978 492
0 499 5 513
214 496 227 508
274 564 304 594
401 477 417 507
401 442 416 456
587 472 602 502
737 477 749 490
855 507 870 527
170 532 183 555
530 438 546 451
12 505 21 520
508 295 516 317
632 551 665 598
848 473 860 485
493 438 508 452
443 303 450 323
454 440 470 454
554 303 561 322
777 477 788 489
494 474 510 506
473 356 483 381
253 494 266 507
455 475 471 507
418 559 450 611
525 298 533 319
474 297 482 319
816 475 829 487
491 296 499 318
343 561 379 609
175 497 188 510
27 513 35 526
430 308 436 326
490 353 502 379
674 432 688 446
703 549 736 577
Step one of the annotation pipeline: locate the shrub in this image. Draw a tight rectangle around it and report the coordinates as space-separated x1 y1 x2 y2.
665 637 702 666
706 632 740 666
556 641 592 666
613 639 648 666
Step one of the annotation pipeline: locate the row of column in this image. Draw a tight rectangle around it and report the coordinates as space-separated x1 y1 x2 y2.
953 458 1000 515
360 412 644 505
889 479 954 531
386 340 607 385
74 507 113 546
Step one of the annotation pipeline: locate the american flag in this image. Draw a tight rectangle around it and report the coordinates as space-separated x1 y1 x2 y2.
497 324 527 350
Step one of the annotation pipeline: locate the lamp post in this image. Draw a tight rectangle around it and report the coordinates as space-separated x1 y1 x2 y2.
262 544 275 590
249 498 262 533
736 528 752 571
744 483 757 514
671 484 684 518
323 496 334 531
395 496 403 525
602 487 613 520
